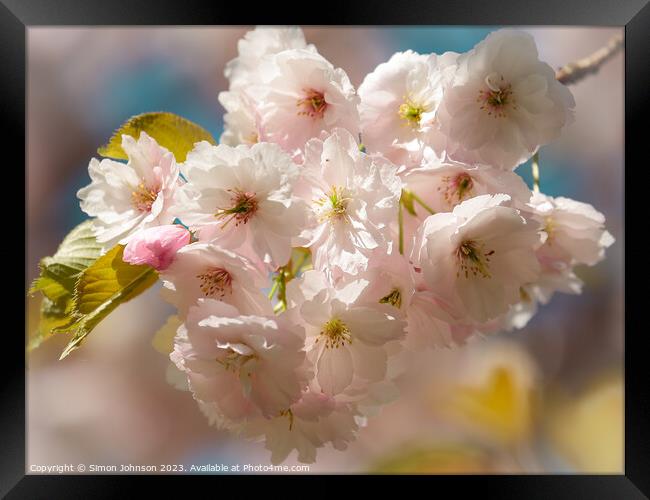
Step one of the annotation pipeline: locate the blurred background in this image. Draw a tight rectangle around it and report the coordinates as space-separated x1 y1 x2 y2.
26 26 623 474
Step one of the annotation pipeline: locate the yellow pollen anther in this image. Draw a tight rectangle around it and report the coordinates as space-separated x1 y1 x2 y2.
314 186 351 223
398 98 425 128
317 318 352 349
131 182 159 212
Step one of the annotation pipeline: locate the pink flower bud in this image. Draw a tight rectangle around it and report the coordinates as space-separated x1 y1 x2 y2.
123 225 191 271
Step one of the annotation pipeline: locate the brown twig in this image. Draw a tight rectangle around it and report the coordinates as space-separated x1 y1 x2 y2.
555 34 623 85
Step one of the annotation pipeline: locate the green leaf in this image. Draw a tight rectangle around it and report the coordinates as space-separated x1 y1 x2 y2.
27 296 75 352
97 112 216 162
56 245 159 360
28 220 103 351
29 220 103 300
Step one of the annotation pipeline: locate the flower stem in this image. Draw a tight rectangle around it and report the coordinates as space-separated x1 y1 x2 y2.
410 192 436 215
531 151 540 193
273 267 288 313
270 248 312 313
267 279 279 300
398 198 404 255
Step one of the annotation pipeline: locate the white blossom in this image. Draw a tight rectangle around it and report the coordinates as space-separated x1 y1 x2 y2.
174 141 308 268
171 298 310 420
436 30 575 170
77 132 180 248
298 128 403 276
412 194 542 323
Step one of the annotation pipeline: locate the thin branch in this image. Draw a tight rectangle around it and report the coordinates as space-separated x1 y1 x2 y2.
556 34 623 85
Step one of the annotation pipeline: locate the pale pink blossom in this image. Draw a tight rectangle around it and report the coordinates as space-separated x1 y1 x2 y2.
435 30 575 170
160 242 272 316
412 194 542 323
298 128 403 276
243 387 361 464
286 270 406 396
525 192 614 266
251 49 360 157
225 27 314 90
173 141 308 268
217 90 263 146
358 50 457 167
349 248 415 320
77 132 180 248
404 152 532 215
171 298 310 420
122 224 190 270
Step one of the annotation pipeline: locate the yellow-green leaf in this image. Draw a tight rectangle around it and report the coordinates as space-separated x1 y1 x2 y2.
28 220 103 352
97 112 216 162
56 245 159 359
29 220 103 299
27 296 75 352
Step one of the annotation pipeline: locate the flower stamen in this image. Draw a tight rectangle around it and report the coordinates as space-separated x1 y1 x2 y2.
438 173 475 206
314 186 351 224
297 89 328 118
131 182 159 212
279 408 294 431
216 349 257 374
196 267 233 298
316 317 352 349
379 288 402 309
398 97 426 128
456 240 494 279
215 188 258 228
477 74 517 118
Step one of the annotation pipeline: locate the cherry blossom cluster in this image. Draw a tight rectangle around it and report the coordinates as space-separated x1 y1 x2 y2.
77 27 614 464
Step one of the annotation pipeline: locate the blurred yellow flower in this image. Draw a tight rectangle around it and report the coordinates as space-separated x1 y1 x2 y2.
545 375 623 473
370 443 495 474
151 314 181 355
442 340 538 448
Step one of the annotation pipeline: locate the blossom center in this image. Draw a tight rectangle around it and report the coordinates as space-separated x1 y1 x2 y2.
297 89 328 118
477 73 516 118
216 348 257 375
315 186 351 223
398 99 425 128
440 173 475 206
456 240 495 279
215 188 259 228
196 267 233 298
131 182 159 212
379 288 402 309
317 317 352 349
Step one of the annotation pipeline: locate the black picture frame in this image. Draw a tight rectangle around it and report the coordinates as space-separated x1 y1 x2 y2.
4 0 646 496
